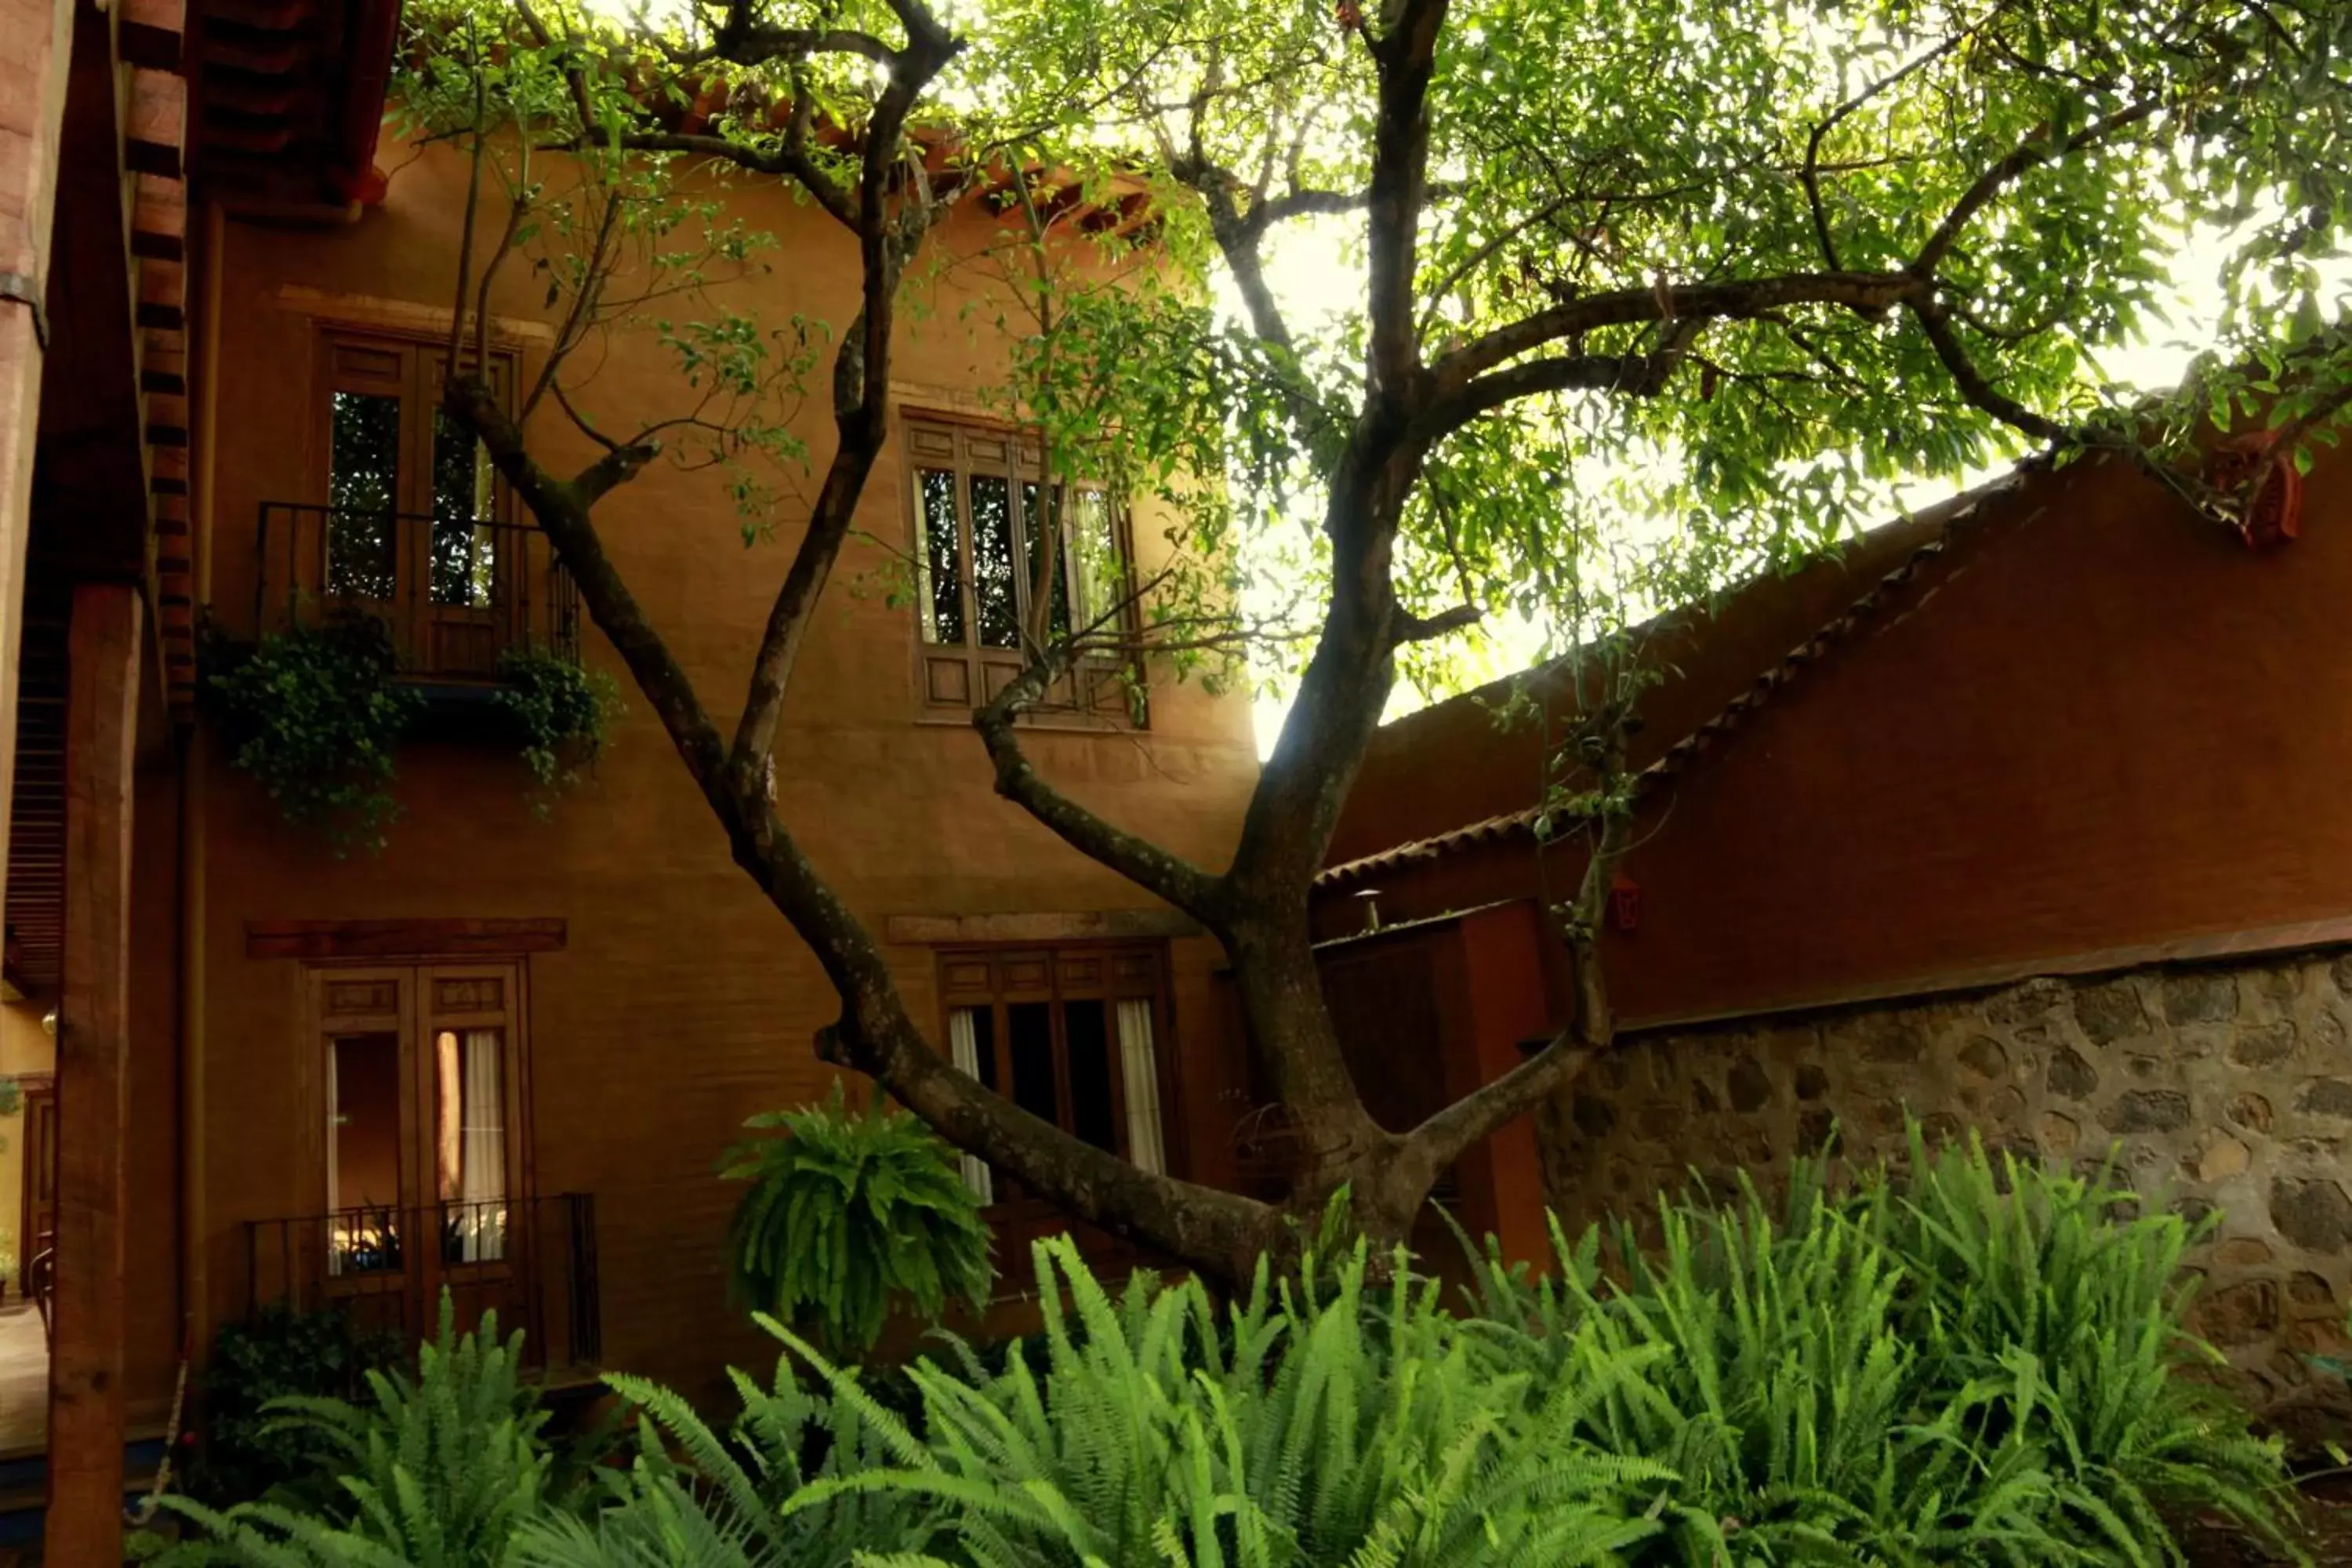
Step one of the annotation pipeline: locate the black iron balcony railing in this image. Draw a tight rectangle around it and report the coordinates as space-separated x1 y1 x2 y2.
244 1192 601 1375
250 503 580 680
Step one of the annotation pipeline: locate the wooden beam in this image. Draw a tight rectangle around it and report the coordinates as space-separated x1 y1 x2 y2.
131 174 185 262
119 0 183 73
125 68 184 178
44 580 143 1565
245 916 568 960
135 254 183 332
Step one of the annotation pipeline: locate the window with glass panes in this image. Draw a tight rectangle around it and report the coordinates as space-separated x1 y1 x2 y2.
318 334 515 670
935 945 1175 1206
313 963 529 1281
904 419 1141 724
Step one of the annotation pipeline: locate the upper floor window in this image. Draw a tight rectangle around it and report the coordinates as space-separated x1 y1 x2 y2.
936 943 1173 1206
322 334 510 610
904 419 1142 725
260 332 576 680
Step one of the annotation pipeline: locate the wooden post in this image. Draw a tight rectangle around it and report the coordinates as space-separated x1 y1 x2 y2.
45 579 142 1564
1440 902 1555 1269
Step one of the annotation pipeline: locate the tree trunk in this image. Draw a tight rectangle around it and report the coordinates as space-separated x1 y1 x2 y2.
1223 913 1443 1258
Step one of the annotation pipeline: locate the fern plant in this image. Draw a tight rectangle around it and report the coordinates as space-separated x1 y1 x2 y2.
511 1360 940 1566
165 1137 2300 1568
720 1079 993 1353
159 1298 570 1566
1876 1131 2297 1564
578 1238 1674 1568
1465 1134 2303 1566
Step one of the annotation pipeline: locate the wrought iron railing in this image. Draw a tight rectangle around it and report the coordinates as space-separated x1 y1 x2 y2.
249 503 580 679
243 1192 601 1374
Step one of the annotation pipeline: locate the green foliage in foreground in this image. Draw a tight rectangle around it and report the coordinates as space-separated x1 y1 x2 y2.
184 1301 402 1508
162 1138 2303 1566
160 1299 576 1566
489 644 622 803
720 1079 995 1354
205 615 420 855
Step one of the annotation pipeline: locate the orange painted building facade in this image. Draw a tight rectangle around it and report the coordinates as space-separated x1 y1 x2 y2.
185 140 1261 1398
0 7 1262 1552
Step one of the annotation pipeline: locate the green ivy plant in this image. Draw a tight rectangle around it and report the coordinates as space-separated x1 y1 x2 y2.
183 1301 403 1510
490 646 622 804
720 1080 993 1354
205 615 420 855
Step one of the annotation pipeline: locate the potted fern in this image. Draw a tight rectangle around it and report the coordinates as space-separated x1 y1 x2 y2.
720 1080 993 1355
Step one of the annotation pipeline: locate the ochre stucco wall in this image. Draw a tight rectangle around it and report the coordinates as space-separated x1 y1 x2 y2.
0 998 53 1298
191 143 1261 1397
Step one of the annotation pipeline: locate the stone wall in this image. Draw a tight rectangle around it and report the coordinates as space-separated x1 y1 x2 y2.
1535 947 2352 1409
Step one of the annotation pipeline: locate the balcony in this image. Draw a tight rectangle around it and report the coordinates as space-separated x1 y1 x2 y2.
248 503 579 683
243 1193 601 1377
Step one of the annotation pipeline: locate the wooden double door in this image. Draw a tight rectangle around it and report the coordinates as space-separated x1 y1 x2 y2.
307 963 535 1341
318 333 517 677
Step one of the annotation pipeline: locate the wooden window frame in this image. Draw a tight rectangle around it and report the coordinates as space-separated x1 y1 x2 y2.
316 330 519 528
935 941 1184 1209
311 329 522 673
900 412 1147 729
299 958 539 1306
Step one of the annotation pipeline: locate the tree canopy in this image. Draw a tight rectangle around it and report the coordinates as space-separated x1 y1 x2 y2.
403 0 2352 1276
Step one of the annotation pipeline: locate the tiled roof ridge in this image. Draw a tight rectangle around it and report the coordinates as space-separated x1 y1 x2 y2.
1316 475 2027 888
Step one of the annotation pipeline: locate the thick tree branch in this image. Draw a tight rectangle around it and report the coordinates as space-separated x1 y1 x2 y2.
461 379 1278 1290
670 0 896 69
726 8 963 790
1253 187 1369 228
1912 98 2161 276
1433 270 1929 392
1221 0 1454 909
448 376 731 799
610 130 858 229
1432 96 2163 416
973 651 1229 931
1801 26 1976 270
1913 302 2072 443
1392 601 1482 644
1416 324 1700 445
1363 0 1448 402
807 994 1274 1283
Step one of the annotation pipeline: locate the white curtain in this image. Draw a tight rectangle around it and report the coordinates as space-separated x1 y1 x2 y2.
947 1007 995 1205
456 1029 508 1261
1116 1000 1167 1176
